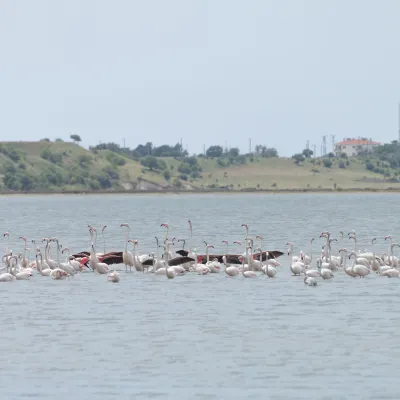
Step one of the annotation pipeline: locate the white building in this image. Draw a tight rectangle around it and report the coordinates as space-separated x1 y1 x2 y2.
334 138 380 157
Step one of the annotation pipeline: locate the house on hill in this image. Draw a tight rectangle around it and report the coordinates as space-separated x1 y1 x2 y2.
334 138 380 157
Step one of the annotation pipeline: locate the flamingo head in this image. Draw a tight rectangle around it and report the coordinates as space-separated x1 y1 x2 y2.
372 238 377 244
3 232 9 237
102 225 107 233
256 235 263 240
385 235 392 241
207 245 214 249
120 223 129 228
222 240 228 245
19 236 27 242
233 240 242 246
161 223 168 228
348 251 357 259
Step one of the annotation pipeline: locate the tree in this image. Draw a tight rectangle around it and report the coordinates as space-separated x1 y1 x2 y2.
323 158 333 168
140 156 160 171
70 134 82 144
228 147 240 157
302 149 313 158
206 145 223 158
254 145 278 157
292 153 305 165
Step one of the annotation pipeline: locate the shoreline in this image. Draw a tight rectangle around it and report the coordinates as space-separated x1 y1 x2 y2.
1 187 400 195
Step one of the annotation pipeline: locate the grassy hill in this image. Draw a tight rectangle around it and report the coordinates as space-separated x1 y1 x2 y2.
0 140 399 193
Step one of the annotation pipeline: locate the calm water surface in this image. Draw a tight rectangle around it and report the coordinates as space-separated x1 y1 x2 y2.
0 193 399 399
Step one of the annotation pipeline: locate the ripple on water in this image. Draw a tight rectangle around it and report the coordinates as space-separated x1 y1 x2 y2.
0 193 400 399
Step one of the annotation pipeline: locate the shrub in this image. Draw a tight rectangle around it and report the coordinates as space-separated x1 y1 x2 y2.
106 152 126 166
78 154 92 168
140 156 162 171
163 170 171 181
366 161 374 171
173 178 182 188
40 148 63 165
323 159 333 168
102 166 119 180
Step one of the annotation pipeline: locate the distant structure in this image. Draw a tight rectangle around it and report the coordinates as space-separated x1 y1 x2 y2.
335 138 380 157
321 135 327 157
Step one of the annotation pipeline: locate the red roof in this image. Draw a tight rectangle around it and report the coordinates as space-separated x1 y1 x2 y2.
336 139 380 146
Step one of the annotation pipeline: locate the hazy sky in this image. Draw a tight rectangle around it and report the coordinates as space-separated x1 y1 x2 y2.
1 1 400 157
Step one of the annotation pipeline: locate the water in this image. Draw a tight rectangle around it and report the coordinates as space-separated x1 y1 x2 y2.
0 193 399 399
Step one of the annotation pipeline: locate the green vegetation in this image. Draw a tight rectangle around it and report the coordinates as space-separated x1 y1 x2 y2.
1 138 400 193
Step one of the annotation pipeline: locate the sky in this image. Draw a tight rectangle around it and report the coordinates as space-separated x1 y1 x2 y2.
1 0 400 157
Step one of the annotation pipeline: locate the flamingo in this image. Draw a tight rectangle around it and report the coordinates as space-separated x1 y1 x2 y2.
62 247 83 272
370 238 380 272
301 238 314 265
241 246 257 278
0 253 15 282
9 255 32 280
50 269 69 280
317 258 334 280
107 270 120 282
304 275 318 286
339 249 357 278
260 250 277 278
381 244 400 278
120 223 134 272
348 235 369 267
89 244 110 274
348 251 370 278
19 236 29 268
36 251 52 276
222 241 239 277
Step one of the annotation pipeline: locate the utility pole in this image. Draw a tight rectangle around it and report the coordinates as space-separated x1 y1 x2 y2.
322 135 327 156
203 144 206 156
249 138 252 154
313 144 316 158
331 134 336 155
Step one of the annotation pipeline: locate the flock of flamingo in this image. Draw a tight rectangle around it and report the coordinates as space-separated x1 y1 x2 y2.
0 221 399 286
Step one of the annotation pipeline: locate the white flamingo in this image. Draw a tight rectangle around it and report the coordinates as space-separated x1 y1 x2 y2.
242 246 257 278
348 251 370 278
107 270 120 282
120 223 134 272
